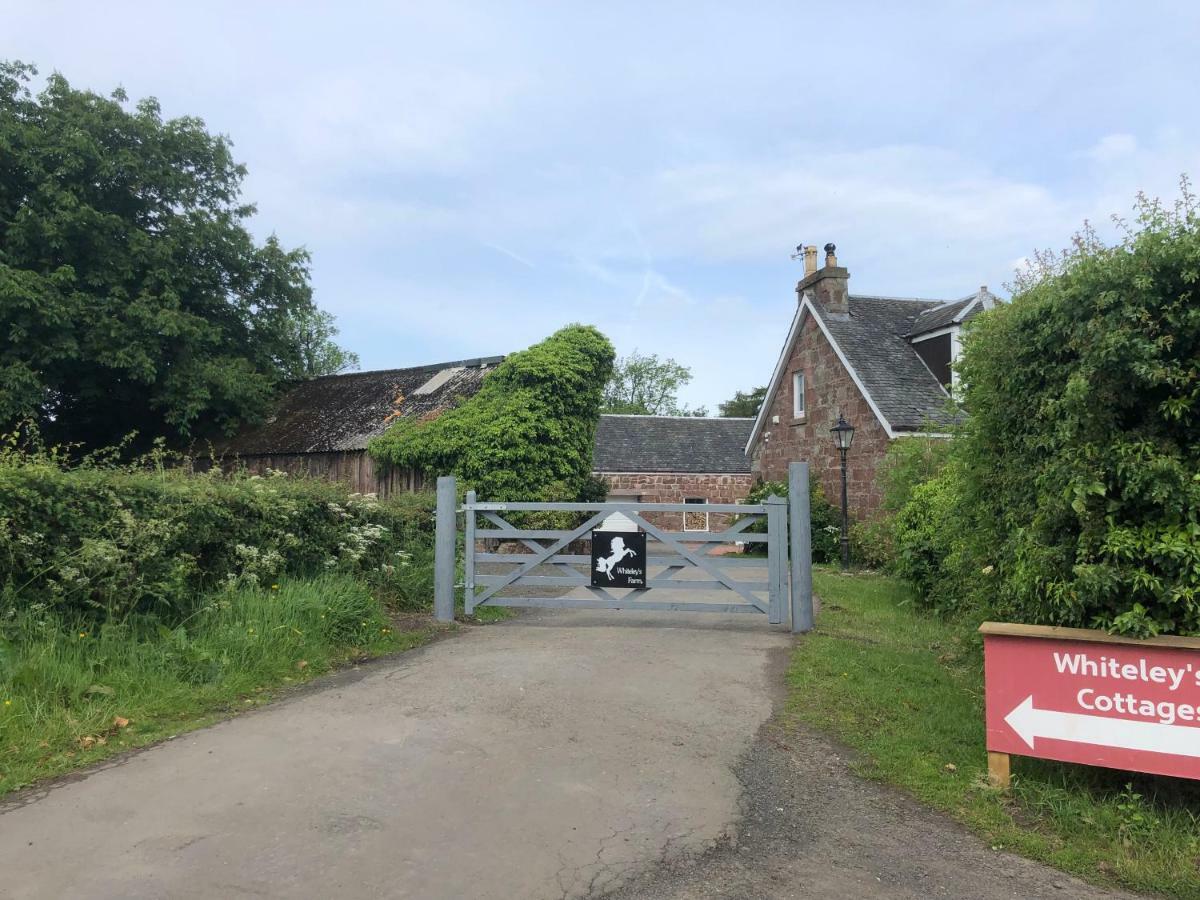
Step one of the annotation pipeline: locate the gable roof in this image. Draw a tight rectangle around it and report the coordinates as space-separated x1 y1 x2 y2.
816 295 955 430
593 414 753 474
906 287 999 337
216 357 504 456
747 290 971 452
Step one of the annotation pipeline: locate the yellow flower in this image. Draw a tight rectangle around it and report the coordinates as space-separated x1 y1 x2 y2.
271 584 279 590
3 699 11 706
78 632 87 638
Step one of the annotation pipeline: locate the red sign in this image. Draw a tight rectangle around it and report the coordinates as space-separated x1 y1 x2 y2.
982 623 1200 780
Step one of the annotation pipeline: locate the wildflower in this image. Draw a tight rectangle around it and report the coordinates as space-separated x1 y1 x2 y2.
271 584 280 591
78 632 87 638
248 627 256 634
3 699 11 706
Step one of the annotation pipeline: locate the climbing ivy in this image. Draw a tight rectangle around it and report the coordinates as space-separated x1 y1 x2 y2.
368 325 615 501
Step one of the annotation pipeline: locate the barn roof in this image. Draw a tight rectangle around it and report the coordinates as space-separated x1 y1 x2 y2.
593 414 753 474
216 357 504 455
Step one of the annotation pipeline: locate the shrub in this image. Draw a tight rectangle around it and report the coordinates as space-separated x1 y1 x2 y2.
369 325 615 501
0 443 435 623
951 185 1200 635
742 476 841 564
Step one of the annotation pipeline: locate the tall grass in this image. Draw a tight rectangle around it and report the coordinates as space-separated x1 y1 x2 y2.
0 574 425 795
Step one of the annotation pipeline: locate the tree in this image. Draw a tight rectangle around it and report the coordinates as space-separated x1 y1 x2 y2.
0 62 353 448
281 308 360 378
369 325 615 501
602 350 701 416
718 386 767 418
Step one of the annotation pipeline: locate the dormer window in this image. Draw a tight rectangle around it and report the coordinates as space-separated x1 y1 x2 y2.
792 371 806 418
911 330 954 389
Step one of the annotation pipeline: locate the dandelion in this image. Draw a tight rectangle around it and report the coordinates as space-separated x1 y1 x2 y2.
271 584 280 591
3 700 11 706
78 632 87 638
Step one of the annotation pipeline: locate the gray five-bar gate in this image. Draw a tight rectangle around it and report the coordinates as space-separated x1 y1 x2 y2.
434 461 816 633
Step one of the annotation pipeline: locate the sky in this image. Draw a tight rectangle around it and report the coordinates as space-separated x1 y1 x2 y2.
5 2 1200 410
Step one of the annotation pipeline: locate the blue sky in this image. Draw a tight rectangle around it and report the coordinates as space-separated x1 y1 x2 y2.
6 2 1200 409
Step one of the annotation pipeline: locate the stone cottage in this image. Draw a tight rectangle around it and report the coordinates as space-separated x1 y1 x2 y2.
747 244 998 518
592 414 755 530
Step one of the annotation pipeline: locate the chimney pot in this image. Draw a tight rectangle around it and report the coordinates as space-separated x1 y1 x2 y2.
803 245 818 276
823 242 837 268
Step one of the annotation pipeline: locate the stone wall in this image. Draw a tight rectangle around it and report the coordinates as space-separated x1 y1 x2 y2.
751 314 892 518
597 471 755 530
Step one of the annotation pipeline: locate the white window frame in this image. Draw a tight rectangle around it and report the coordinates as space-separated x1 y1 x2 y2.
683 497 709 532
792 371 806 419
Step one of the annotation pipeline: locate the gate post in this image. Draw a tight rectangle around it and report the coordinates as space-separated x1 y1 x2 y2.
765 494 786 625
434 475 457 622
463 489 477 615
788 461 814 633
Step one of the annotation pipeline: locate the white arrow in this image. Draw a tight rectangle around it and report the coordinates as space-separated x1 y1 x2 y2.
1005 695 1200 758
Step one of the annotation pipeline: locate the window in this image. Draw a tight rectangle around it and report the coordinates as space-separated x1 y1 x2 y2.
684 497 709 532
792 372 806 419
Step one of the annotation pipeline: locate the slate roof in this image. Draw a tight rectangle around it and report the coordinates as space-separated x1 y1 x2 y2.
216 357 504 455
593 414 753 474
812 296 958 431
905 289 995 337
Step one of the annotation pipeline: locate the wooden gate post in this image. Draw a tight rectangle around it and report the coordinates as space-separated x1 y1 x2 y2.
434 475 457 622
788 461 815 633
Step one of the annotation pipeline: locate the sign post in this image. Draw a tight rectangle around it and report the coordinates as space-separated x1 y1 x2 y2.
981 622 1200 788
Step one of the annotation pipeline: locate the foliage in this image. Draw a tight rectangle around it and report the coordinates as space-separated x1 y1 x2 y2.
718 385 767 418
950 183 1200 635
788 570 1200 898
280 307 360 378
0 61 352 449
0 438 436 623
0 574 433 796
877 436 952 514
742 476 841 564
369 325 615 501
602 349 705 416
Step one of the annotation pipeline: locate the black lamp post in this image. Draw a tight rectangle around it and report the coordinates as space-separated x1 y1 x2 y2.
830 414 855 571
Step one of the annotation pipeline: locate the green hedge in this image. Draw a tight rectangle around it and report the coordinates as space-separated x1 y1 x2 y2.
0 453 435 623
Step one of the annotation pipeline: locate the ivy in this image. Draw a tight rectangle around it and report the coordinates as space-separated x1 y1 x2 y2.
367 325 615 501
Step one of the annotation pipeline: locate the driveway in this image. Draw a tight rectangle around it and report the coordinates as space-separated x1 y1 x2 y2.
0 609 1136 899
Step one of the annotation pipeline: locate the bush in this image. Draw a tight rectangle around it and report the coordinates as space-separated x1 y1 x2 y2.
743 476 841 564
0 442 435 623
953 186 1200 636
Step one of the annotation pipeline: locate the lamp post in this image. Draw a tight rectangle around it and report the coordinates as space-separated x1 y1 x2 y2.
830 414 855 571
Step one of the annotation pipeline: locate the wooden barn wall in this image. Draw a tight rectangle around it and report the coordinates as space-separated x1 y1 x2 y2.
222 451 424 497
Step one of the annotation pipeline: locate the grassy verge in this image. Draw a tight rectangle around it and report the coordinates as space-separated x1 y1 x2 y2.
787 568 1200 898
0 574 440 797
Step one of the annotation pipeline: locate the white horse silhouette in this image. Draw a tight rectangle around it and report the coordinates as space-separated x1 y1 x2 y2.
595 536 636 581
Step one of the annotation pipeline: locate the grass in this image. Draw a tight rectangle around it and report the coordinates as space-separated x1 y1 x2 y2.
788 568 1200 898
0 573 439 797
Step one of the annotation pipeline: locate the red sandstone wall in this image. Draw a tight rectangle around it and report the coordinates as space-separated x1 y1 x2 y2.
597 472 755 530
751 314 891 518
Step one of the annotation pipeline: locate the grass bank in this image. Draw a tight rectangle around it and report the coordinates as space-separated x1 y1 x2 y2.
0 574 440 797
787 569 1200 898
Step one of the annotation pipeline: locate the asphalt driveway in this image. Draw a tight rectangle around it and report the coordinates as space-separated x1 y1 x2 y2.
0 609 1137 899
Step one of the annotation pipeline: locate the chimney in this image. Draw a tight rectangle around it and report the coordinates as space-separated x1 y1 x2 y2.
796 241 850 318
803 245 818 276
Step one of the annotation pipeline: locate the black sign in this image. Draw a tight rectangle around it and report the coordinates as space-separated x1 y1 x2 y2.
591 530 647 588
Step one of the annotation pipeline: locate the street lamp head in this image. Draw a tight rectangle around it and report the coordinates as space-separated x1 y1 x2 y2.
830 414 855 451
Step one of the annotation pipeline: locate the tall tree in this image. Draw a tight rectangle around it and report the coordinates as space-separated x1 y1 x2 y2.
281 308 360 378
718 386 767 418
602 350 701 416
0 62 353 448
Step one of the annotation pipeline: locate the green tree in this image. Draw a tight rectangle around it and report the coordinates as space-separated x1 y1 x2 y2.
282 308 360 378
0 62 351 448
368 325 615 501
718 386 767 418
943 182 1200 635
602 349 700 415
